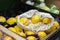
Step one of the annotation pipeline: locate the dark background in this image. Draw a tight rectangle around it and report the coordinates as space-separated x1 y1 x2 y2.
0 0 16 11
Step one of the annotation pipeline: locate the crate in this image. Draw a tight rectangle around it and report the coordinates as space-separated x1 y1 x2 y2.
0 1 60 40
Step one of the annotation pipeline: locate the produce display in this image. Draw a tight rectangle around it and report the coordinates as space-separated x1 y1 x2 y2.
0 10 59 40
0 31 15 40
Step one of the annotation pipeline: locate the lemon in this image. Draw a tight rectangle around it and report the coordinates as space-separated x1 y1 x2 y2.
42 17 51 24
45 26 56 34
24 30 34 35
18 31 26 37
15 15 18 19
8 27 17 33
14 25 22 32
0 16 6 23
15 15 18 21
53 21 59 28
6 17 16 25
27 36 35 40
37 31 46 39
4 36 13 40
31 14 40 24
20 17 29 26
45 21 59 34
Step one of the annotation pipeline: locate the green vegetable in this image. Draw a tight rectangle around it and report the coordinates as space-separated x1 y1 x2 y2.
48 4 57 9
48 4 59 14
34 0 41 6
51 10 59 14
36 3 50 11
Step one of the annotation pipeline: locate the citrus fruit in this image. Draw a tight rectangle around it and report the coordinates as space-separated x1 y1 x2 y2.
37 31 47 39
0 16 6 23
8 27 17 33
4 36 13 40
15 15 18 19
14 25 22 32
42 17 51 24
6 17 16 25
20 17 29 26
18 31 26 37
45 26 56 34
27 36 35 40
45 21 59 34
24 30 34 35
31 14 40 24
53 21 59 28
15 15 18 21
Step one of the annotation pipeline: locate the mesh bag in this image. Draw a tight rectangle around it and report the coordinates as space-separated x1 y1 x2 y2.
17 10 54 32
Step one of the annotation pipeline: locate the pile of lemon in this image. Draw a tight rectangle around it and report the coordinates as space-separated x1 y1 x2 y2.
20 14 52 26
0 14 60 40
8 25 47 40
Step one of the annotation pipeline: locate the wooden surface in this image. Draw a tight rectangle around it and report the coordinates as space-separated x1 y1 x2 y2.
0 25 26 40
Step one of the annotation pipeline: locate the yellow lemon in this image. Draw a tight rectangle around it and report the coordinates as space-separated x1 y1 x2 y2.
18 31 26 37
20 17 29 26
45 25 56 34
4 36 13 40
15 15 18 19
8 27 17 33
0 16 6 22
42 18 51 24
15 15 18 21
25 30 34 35
27 36 35 40
6 17 16 25
31 14 40 24
53 21 59 28
14 25 22 32
37 31 47 39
